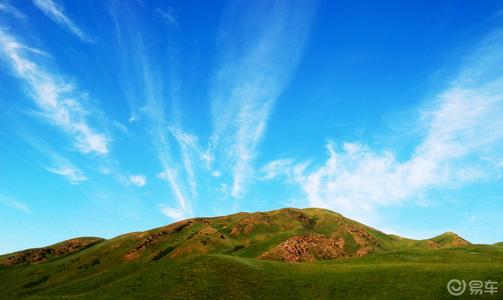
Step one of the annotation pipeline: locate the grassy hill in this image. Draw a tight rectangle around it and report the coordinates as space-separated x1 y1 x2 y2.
1 208 501 299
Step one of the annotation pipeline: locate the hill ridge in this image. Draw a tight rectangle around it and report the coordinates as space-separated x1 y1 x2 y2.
0 207 471 265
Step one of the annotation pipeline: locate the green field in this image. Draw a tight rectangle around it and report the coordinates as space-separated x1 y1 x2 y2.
1 208 502 299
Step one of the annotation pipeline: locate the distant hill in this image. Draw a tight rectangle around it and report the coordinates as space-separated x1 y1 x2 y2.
0 208 471 265
0 237 103 265
1 208 500 300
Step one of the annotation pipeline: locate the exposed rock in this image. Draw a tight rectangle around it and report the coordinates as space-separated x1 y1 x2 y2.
343 224 378 256
451 238 470 247
427 240 440 249
169 226 229 259
125 218 210 260
260 235 346 262
284 209 318 229
1 238 103 265
230 213 273 235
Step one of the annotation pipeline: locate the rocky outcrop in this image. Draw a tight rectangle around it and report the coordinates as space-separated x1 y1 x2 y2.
345 224 378 256
1 238 103 265
125 218 211 260
260 235 346 262
230 213 273 235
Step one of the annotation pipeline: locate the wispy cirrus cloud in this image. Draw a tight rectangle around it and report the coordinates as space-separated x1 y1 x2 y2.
128 174 146 187
209 0 317 198
138 48 192 220
263 30 503 221
33 0 92 42
259 158 295 181
159 205 186 220
169 127 206 197
0 194 30 213
12 129 90 184
106 1 317 219
46 163 87 184
151 122 193 220
155 7 177 28
107 2 195 220
0 1 25 19
0 29 110 156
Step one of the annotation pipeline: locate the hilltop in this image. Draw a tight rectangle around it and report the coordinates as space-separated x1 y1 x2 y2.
0 208 470 265
0 208 501 299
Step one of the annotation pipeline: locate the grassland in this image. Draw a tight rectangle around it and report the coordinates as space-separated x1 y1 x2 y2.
1 208 502 299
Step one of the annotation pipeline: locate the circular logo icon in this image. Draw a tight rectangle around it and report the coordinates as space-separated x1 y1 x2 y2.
447 279 467 296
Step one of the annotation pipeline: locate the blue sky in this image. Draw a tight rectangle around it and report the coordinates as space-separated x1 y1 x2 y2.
1 0 503 254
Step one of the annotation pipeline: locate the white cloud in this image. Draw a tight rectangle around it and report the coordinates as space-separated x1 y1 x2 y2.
0 194 30 213
209 1 316 198
0 29 110 156
169 127 202 197
32 0 92 42
12 130 91 185
259 158 294 180
144 81 193 221
157 166 191 220
159 205 186 221
107 6 194 220
129 174 146 187
265 30 503 220
0 1 25 18
46 164 87 184
157 169 186 205
155 7 177 28
112 121 128 133
153 129 194 220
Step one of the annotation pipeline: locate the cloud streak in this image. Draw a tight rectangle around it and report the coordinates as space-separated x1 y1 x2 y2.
0 29 110 156
263 29 503 220
138 48 193 220
106 2 201 220
12 129 90 184
46 164 87 184
169 127 204 197
155 7 178 28
33 0 92 42
0 1 25 19
129 174 146 187
0 194 30 213
210 0 316 198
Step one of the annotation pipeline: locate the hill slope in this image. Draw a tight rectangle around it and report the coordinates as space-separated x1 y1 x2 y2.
0 207 470 265
0 237 104 266
1 207 501 299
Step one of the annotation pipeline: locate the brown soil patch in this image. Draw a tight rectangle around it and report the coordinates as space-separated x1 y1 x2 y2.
230 213 273 235
427 240 440 249
125 218 210 260
345 224 378 256
1 238 102 265
260 235 346 262
438 236 470 247
450 236 470 247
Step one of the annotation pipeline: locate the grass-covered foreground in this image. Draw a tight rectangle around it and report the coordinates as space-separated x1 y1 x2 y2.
1 246 502 299
1 208 502 299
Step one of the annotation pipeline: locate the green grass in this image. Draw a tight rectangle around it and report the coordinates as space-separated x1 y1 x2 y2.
2 208 502 299
1 245 502 299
